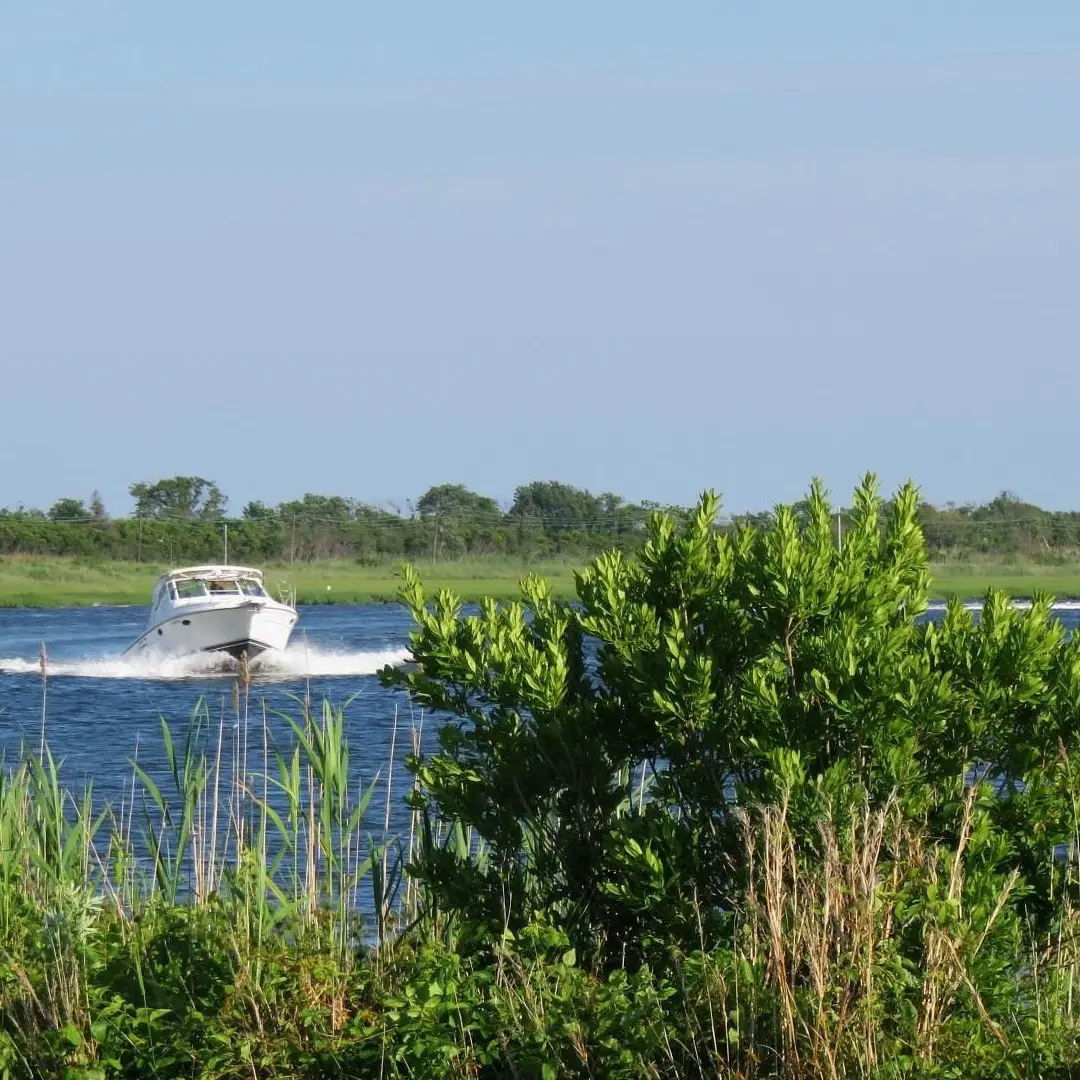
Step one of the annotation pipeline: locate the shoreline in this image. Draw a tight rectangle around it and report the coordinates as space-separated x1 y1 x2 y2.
5 562 1080 607
0 557 582 609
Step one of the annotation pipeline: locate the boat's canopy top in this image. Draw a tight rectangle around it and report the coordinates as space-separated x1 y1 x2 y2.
156 565 265 586
150 566 270 606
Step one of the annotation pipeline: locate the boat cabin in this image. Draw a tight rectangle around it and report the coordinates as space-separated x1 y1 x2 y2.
149 566 270 622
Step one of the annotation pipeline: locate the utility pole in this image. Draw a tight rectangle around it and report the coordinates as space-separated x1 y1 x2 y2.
223 522 229 564
836 510 843 554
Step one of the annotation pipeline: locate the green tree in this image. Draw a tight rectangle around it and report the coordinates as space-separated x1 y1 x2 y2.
415 484 505 559
0 504 46 520
129 477 227 520
509 480 604 533
47 497 88 520
415 483 501 522
241 500 277 521
270 493 403 559
276 493 357 522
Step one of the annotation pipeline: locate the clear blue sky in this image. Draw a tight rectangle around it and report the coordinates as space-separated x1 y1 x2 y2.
2 3 1079 516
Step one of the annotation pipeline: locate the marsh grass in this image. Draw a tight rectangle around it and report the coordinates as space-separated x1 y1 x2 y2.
931 558 1080 600
10 552 1080 608
0 661 433 1067
0 554 584 607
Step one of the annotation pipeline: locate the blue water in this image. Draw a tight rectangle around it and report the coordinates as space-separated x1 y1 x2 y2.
0 604 422 825
3 600 1080 831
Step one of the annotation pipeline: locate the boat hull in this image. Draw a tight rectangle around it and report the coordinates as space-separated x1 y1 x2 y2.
123 600 297 662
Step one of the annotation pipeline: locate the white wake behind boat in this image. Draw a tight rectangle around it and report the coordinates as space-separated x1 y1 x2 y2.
123 565 298 663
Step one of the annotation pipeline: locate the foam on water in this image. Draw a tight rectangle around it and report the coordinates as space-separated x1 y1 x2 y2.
0 645 410 681
925 599 1080 612
4 600 1080 681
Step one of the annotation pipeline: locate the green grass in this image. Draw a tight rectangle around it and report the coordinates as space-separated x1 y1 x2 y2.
928 559 1080 600
0 554 583 607
5 553 1080 607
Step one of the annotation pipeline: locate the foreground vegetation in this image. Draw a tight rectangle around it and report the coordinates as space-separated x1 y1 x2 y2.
5 552 1080 608
7 475 1080 1076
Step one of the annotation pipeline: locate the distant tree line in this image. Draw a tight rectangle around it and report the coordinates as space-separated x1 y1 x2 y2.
1 476 1079 563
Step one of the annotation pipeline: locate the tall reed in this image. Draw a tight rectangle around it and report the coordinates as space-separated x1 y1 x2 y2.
0 671 419 1069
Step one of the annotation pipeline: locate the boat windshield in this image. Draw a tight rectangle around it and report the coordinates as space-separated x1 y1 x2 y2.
168 576 266 601
207 580 241 595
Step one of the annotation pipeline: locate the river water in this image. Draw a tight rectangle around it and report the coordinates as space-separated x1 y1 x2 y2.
3 601 1080 838
0 605 420 829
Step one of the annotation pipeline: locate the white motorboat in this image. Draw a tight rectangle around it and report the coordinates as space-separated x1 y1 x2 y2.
123 565 298 663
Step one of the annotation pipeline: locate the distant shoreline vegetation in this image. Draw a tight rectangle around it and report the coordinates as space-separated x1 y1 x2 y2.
3 476 1080 568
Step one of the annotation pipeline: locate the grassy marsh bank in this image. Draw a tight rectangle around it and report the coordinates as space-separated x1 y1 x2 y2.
5 553 1080 607
0 555 582 607
928 556 1080 598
